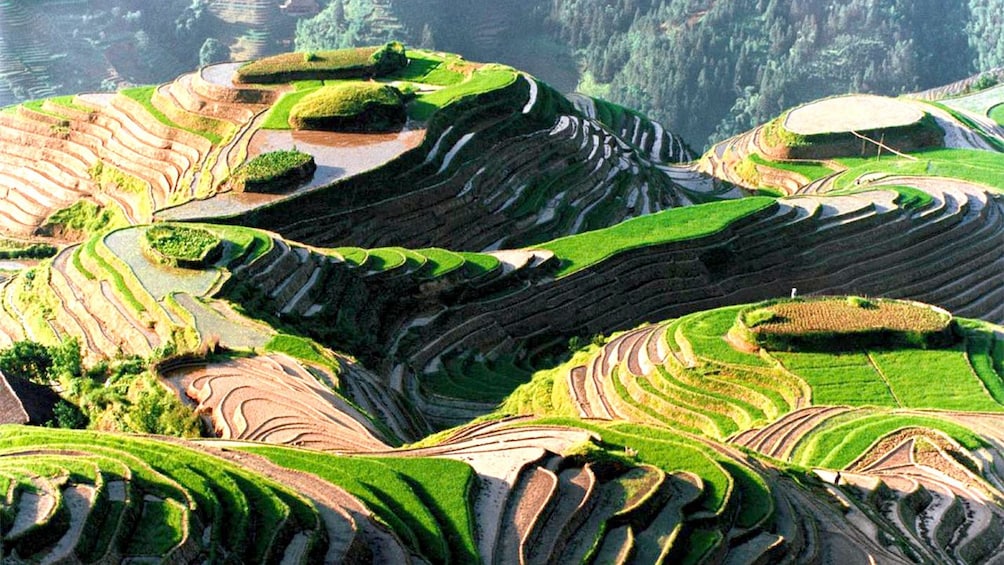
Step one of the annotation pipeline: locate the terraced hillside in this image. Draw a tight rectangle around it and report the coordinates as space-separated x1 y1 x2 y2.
0 45 716 254
500 298 1004 563
702 91 1004 197
1 48 1003 564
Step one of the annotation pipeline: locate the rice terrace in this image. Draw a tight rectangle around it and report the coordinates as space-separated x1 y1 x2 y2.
0 30 1001 565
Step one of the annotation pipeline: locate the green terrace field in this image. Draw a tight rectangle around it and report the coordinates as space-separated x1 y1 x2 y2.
502 301 1004 445
790 410 987 469
747 153 836 182
540 197 775 276
324 245 500 277
119 86 223 145
0 426 326 563
832 148 1004 191
718 303 1003 412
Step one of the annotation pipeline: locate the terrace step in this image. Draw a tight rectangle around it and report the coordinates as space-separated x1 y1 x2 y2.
531 464 598 564
732 406 854 461
175 355 390 452
555 467 659 563
494 460 559 565
629 471 704 564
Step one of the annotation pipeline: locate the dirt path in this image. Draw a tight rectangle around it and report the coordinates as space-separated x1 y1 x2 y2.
40 484 95 565
8 477 57 539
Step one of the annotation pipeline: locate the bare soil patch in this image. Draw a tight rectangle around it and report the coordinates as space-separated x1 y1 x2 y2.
785 95 924 136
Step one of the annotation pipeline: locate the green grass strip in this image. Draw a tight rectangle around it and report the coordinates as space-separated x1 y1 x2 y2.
834 148 1004 192
793 412 986 468
419 248 465 277
720 460 772 528
262 87 319 130
681 529 723 565
83 234 145 313
71 246 96 281
366 247 408 271
264 334 339 376
748 153 834 181
961 322 1004 404
21 98 72 121
409 66 519 121
126 499 185 555
43 95 94 114
119 86 221 144
540 198 775 277
459 252 500 275
331 247 367 266
238 445 476 563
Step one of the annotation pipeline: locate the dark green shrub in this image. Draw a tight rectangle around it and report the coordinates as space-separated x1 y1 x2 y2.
0 242 57 260
369 41 408 75
41 200 125 237
972 74 999 92
0 340 56 384
847 296 875 308
46 399 89 429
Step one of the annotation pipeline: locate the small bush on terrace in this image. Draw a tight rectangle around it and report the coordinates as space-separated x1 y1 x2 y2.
847 296 875 308
143 224 221 268
230 149 316 193
288 82 405 131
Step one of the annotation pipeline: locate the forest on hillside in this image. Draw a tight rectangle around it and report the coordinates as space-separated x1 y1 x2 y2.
2 0 1002 149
